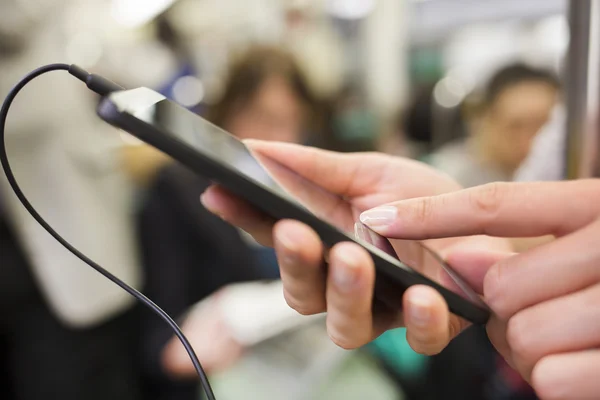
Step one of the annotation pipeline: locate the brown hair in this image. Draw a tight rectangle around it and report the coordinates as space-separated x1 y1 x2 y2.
206 45 319 132
483 63 560 107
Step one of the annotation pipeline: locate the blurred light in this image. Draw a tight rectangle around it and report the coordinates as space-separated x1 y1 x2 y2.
172 76 205 108
326 0 375 20
65 33 103 69
447 67 476 95
111 0 176 28
433 77 467 108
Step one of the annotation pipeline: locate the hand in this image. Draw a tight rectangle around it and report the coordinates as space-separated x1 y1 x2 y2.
360 180 600 399
162 294 244 378
201 140 511 354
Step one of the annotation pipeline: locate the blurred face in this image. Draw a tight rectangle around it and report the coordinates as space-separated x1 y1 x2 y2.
224 76 306 144
481 81 558 172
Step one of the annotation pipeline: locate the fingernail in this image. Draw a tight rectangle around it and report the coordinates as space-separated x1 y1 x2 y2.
359 206 397 228
333 249 360 292
408 291 432 327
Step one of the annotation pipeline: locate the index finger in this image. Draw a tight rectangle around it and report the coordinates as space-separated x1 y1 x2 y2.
359 180 600 240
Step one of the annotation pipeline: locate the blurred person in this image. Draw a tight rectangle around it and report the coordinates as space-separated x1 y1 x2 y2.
121 43 333 187
206 45 322 145
0 3 143 399
204 45 328 275
134 163 266 400
381 83 466 160
424 64 560 399
513 105 566 182
507 105 567 253
153 45 402 400
380 84 436 159
135 45 336 400
429 63 560 188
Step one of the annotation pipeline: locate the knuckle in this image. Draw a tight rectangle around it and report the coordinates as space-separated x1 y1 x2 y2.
483 263 510 318
506 314 533 361
408 337 444 356
406 331 446 356
283 290 321 316
326 314 372 350
413 196 435 224
470 182 506 223
447 317 464 341
278 257 311 282
327 329 359 350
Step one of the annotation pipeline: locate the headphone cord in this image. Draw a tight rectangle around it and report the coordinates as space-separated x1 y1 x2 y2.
0 63 216 400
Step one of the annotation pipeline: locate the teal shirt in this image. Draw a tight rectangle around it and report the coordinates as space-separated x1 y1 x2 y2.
367 328 429 378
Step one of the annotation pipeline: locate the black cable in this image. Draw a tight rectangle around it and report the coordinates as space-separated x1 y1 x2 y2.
0 63 216 400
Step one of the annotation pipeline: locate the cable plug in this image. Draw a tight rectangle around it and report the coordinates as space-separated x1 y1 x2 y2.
68 64 124 96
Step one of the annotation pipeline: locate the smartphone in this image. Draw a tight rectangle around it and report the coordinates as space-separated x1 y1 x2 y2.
97 87 490 324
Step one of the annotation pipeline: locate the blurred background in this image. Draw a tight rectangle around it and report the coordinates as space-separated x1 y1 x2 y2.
0 0 598 400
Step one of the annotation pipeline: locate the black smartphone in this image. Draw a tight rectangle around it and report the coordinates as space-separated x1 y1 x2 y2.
97 87 490 324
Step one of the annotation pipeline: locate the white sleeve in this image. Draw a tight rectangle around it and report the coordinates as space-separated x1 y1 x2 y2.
513 105 566 182
212 281 323 346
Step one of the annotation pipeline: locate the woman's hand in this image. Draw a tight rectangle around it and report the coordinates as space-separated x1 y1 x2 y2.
201 140 511 355
162 295 244 378
360 180 600 399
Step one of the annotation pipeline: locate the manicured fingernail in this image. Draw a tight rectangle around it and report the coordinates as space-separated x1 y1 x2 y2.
359 206 397 228
333 249 360 292
408 291 432 326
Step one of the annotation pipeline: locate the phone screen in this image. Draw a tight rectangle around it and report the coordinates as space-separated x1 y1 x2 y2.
106 88 486 309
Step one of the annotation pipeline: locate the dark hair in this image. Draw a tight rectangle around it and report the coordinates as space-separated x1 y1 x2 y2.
484 63 560 106
206 46 318 130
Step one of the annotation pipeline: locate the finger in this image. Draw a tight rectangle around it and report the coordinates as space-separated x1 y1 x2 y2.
274 220 326 315
484 218 600 320
201 185 275 246
359 180 600 239
325 242 377 349
246 139 390 197
505 283 600 380
403 285 464 355
437 234 514 257
532 350 600 400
